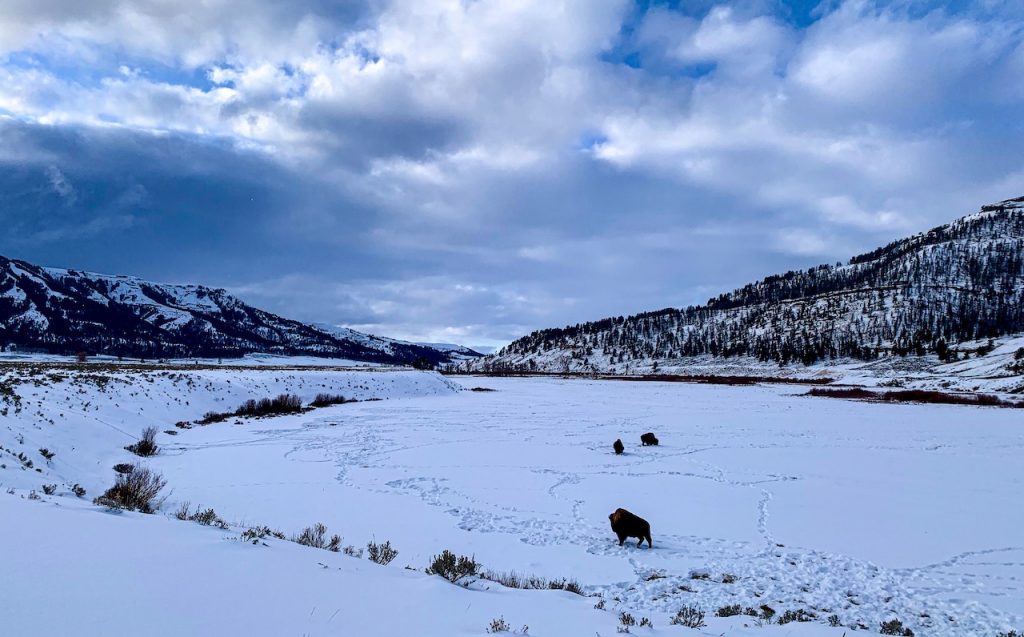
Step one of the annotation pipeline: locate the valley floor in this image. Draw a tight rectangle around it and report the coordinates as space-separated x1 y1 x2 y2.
2 370 1022 636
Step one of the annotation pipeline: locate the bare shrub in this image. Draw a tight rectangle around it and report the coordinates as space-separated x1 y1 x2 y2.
618 611 636 633
487 617 511 633
426 550 479 583
807 387 877 399
880 618 914 636
716 604 743 618
367 540 399 565
42 484 56 495
191 507 227 528
807 387 1023 408
548 578 584 595
113 463 135 475
174 501 192 521
95 464 167 513
71 484 86 498
38 448 55 461
241 525 286 544
311 393 348 407
670 606 706 629
293 522 341 551
236 394 303 417
198 411 230 424
777 609 815 625
199 393 306 424
125 426 159 457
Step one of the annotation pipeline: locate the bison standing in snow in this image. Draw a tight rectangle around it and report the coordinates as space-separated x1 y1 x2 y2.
640 432 659 446
608 508 652 548
613 439 624 455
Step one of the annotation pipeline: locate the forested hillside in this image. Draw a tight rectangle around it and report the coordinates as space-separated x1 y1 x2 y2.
474 197 1024 372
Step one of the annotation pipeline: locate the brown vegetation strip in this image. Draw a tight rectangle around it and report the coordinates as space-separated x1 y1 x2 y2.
455 371 834 386
806 387 1024 408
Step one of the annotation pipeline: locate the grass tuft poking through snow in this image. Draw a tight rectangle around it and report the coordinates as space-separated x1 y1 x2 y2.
479 571 585 595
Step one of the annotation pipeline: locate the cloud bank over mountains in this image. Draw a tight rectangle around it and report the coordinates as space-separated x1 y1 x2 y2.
2 0 1023 347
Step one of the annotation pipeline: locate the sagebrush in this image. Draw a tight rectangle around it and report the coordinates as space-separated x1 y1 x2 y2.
125 426 159 457
94 464 167 513
426 550 479 583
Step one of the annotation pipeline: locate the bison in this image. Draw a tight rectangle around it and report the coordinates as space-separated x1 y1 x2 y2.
613 438 624 455
608 508 652 548
640 432 659 446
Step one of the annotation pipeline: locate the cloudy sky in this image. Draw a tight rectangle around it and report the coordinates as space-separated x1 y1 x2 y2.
1 0 1023 349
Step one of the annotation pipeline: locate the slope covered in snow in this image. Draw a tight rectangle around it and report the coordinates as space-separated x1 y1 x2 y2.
1 366 1021 636
312 323 483 362
0 256 480 365
473 197 1024 377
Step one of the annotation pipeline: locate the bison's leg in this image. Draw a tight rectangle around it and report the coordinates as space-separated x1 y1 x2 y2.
617 533 626 546
644 534 652 548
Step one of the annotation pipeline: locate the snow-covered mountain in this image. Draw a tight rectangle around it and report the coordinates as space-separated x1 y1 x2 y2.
312 324 483 363
473 196 1024 374
0 258 482 365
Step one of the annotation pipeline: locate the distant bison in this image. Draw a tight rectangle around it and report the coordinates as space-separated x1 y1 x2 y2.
640 432 659 446
613 439 624 455
608 508 652 548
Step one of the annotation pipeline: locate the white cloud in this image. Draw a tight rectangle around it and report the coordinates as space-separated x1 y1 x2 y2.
1 1 1023 345
44 165 76 205
774 228 833 256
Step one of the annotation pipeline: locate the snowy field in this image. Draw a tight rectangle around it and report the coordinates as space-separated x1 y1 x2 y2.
473 334 1024 396
2 369 1022 636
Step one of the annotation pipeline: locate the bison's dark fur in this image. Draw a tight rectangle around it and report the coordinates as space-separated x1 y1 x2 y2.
613 438 624 455
609 508 652 548
640 432 659 446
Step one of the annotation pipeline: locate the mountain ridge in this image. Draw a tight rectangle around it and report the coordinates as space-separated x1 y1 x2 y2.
469 196 1024 374
0 257 481 365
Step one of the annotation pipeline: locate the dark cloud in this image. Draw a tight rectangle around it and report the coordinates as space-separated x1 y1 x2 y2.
0 1 1023 349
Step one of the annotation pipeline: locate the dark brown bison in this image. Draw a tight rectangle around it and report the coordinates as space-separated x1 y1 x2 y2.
613 438 624 455
640 432 659 446
608 508 652 548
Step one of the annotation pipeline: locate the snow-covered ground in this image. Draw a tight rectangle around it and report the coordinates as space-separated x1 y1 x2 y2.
0 364 457 495
2 368 1022 636
488 333 1024 396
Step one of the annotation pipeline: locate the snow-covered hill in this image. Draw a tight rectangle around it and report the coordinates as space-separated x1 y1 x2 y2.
473 196 1024 377
0 257 481 365
312 323 483 363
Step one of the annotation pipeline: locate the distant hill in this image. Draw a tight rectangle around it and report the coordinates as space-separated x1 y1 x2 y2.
472 196 1024 373
0 258 482 365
